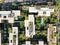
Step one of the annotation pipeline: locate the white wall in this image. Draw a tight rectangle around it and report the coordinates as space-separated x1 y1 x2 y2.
29 7 54 16
39 41 44 45
26 41 30 45
9 33 13 45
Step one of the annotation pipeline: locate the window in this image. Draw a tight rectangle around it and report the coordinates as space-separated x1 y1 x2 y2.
4 16 6 18
43 11 46 14
27 27 28 30
11 40 12 43
11 13 14 17
43 0 46 1
14 31 16 34
8 14 11 17
36 6 41 10
0 14 1 17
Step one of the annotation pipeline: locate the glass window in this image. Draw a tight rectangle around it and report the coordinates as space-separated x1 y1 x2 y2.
4 16 6 18
11 40 12 43
0 14 1 17
43 11 46 14
11 13 14 17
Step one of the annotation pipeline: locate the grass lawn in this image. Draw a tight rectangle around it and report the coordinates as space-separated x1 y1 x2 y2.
58 42 60 45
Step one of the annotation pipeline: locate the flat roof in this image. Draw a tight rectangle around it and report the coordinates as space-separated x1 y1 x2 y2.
26 41 30 45
29 7 54 16
0 11 11 14
0 10 20 15
39 41 44 45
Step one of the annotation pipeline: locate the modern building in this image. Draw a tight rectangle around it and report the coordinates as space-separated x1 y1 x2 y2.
39 41 44 45
29 6 54 16
24 15 35 37
0 10 20 23
47 24 57 45
0 10 20 45
9 27 18 45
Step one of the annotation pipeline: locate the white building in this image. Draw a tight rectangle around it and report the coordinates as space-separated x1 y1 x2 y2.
24 15 35 37
9 33 13 45
0 10 20 23
26 41 30 45
9 27 18 45
29 6 54 16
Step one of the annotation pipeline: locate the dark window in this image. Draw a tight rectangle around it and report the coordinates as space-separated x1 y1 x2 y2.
4 16 6 18
27 27 28 30
0 14 1 17
43 11 46 14
43 0 46 1
11 40 12 43
8 13 14 17
14 32 16 34
8 14 11 17
11 13 14 17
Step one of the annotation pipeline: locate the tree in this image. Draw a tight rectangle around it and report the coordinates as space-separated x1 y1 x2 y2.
33 43 36 45
54 0 60 13
11 2 18 10
8 28 12 33
55 0 59 6
35 16 41 30
19 34 25 41
2 43 5 45
54 32 58 38
20 22 24 30
19 43 22 45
